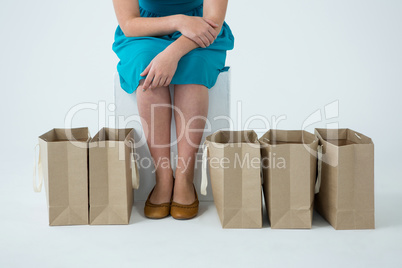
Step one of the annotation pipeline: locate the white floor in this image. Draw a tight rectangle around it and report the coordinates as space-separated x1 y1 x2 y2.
1 160 401 268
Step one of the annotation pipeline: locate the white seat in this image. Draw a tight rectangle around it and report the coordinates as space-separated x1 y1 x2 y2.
113 69 231 201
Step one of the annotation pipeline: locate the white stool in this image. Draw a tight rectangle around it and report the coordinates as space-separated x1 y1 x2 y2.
114 69 231 201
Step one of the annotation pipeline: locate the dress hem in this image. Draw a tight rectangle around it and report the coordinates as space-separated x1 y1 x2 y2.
119 66 230 95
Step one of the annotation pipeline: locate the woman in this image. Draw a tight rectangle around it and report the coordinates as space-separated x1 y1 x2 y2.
112 0 234 220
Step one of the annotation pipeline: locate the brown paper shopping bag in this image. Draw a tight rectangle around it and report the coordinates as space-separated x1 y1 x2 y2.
201 130 262 228
89 127 139 225
314 128 375 230
34 127 90 226
259 130 318 229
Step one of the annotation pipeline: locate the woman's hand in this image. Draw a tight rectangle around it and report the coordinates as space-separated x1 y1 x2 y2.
176 15 219 48
140 50 179 91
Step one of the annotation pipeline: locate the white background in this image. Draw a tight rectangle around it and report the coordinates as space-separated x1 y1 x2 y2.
0 0 401 267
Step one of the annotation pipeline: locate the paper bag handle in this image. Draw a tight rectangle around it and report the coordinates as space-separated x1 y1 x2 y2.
33 143 44 193
128 140 140 190
86 131 91 142
200 142 209 196
315 145 323 194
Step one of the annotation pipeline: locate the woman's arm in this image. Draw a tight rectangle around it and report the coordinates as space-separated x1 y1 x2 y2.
141 0 230 91
113 0 181 37
202 0 228 37
164 0 229 61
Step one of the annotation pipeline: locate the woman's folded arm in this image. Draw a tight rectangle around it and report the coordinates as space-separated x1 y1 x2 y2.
164 0 229 59
202 0 228 37
113 0 182 37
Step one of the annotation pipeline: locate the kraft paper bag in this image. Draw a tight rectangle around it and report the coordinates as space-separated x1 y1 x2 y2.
89 127 139 225
201 130 263 228
33 127 90 226
314 128 375 230
259 130 318 229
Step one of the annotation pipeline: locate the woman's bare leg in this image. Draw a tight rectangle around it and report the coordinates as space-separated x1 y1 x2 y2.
173 84 209 204
136 79 174 204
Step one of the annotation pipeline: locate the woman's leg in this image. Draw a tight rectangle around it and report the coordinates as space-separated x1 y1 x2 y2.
136 79 174 204
173 84 209 204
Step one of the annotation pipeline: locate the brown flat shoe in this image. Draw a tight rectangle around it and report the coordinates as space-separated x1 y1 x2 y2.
144 186 171 219
170 184 199 220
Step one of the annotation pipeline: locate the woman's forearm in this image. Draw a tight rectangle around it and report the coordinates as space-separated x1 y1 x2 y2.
203 0 228 36
113 0 185 37
162 0 229 61
122 15 183 37
163 35 200 61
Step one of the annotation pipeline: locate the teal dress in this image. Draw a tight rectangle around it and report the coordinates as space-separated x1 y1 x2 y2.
112 0 235 94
